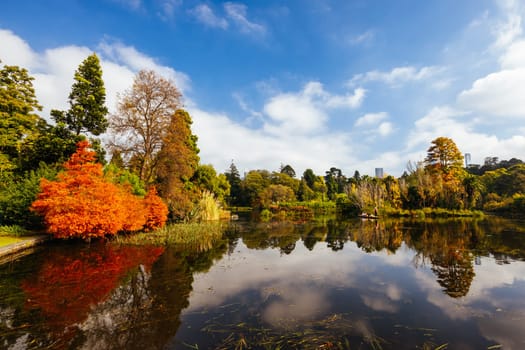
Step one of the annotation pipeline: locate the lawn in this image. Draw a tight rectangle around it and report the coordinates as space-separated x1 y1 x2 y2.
0 236 23 248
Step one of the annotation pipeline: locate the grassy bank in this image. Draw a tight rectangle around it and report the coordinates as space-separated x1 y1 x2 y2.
0 236 23 248
0 225 33 248
382 207 485 218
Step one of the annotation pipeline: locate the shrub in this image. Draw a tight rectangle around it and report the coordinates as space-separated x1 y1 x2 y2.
31 141 168 239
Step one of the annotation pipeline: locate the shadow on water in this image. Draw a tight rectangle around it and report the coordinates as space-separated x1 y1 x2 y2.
1 216 525 348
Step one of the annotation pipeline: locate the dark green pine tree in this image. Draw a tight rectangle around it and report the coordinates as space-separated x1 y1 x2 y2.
225 161 242 206
52 53 108 136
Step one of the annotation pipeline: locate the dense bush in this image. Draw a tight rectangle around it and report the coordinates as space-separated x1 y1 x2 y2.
31 141 168 239
0 163 58 228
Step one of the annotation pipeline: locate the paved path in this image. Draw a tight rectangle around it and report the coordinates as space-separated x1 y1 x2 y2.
0 236 49 264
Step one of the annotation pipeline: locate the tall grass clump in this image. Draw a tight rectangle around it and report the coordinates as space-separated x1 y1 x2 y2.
114 222 226 252
194 191 220 221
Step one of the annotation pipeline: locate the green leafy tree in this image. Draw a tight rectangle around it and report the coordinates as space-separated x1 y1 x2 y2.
0 162 58 228
242 170 271 207
280 164 296 178
192 164 231 203
325 167 346 200
302 168 317 189
225 161 242 206
260 184 296 208
51 54 108 136
425 137 464 174
0 62 42 165
271 171 300 194
297 179 316 201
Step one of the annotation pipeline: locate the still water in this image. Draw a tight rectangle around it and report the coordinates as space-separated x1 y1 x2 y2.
1 217 525 349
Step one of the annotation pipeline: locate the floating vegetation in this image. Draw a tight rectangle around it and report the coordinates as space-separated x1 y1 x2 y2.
113 222 226 252
200 312 387 350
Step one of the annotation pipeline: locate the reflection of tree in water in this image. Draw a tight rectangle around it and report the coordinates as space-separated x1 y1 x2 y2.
17 244 165 349
325 219 350 251
349 220 403 254
75 241 230 350
1 234 231 350
431 251 475 298
409 221 477 298
239 221 302 254
302 225 328 250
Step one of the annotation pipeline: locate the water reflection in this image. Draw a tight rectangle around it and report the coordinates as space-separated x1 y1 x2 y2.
1 218 525 349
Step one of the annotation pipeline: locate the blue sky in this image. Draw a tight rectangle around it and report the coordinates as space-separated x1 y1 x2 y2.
1 0 525 177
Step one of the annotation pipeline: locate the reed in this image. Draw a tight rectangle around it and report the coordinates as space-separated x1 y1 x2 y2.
114 222 226 251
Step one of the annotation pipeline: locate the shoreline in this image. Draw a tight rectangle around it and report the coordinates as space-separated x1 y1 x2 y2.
0 236 49 265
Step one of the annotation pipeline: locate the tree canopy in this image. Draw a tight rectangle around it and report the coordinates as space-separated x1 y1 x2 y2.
110 69 183 183
51 53 108 136
425 137 464 174
0 63 42 163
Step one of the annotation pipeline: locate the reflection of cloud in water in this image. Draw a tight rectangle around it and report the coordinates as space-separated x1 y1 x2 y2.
478 312 525 350
386 284 402 301
469 257 525 301
261 284 329 328
186 241 365 312
361 295 398 313
413 259 525 349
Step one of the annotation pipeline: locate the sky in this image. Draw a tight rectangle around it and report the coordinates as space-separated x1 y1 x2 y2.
1 0 525 177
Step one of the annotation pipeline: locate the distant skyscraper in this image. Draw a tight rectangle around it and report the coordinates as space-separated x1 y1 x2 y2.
375 168 384 178
465 153 471 167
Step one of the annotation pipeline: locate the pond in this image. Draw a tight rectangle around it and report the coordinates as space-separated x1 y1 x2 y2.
1 217 525 349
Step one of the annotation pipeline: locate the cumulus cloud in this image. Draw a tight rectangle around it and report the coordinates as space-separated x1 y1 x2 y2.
190 4 229 29
458 4 525 120
406 105 525 166
98 40 190 93
190 106 357 174
349 66 444 87
457 68 525 118
0 29 189 119
224 2 266 35
354 112 393 138
262 82 365 136
355 112 388 127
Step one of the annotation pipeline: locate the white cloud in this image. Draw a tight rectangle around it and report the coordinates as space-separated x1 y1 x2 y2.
458 8 525 120
224 2 266 35
190 4 229 29
406 105 525 166
457 68 525 118
355 112 388 127
263 82 365 136
97 40 190 93
0 30 189 120
0 29 38 69
190 106 357 175
378 122 393 136
349 30 375 45
158 0 182 19
349 66 444 87
492 0 523 49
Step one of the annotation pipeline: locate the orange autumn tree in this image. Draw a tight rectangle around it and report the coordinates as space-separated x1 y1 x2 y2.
31 140 168 239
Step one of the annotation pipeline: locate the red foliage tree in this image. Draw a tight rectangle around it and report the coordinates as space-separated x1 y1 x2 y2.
31 141 168 239
143 187 169 231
